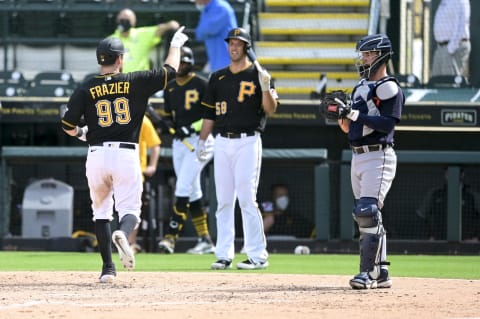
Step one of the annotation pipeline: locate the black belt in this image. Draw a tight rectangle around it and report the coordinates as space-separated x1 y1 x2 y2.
438 38 469 46
351 144 391 155
90 142 136 150
219 132 256 139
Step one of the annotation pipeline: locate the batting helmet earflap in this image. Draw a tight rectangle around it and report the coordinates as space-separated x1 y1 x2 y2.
224 27 251 49
180 46 195 65
96 37 125 66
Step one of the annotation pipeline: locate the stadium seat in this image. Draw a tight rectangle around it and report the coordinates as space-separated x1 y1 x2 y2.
396 73 422 88
426 75 470 89
0 70 28 96
25 71 77 97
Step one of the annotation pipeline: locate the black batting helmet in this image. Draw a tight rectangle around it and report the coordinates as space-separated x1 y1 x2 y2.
180 46 195 65
96 37 125 66
355 34 393 79
224 27 251 49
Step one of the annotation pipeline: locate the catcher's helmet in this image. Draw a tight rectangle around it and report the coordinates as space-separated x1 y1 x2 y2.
224 27 251 49
180 46 195 65
355 34 393 79
96 37 125 66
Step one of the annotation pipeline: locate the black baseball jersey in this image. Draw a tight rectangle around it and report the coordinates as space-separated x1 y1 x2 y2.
163 72 208 128
202 64 269 133
62 65 176 145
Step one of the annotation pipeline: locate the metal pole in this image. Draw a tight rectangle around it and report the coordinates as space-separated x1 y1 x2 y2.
423 0 432 84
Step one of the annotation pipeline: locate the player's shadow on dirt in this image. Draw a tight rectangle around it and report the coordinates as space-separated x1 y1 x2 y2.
186 285 348 294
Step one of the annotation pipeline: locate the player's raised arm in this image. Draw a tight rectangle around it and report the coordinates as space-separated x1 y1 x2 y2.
163 26 188 72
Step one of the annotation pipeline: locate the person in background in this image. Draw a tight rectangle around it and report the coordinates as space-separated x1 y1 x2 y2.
194 0 238 73
157 46 216 255
431 0 470 79
111 8 180 72
416 168 479 242
261 183 313 238
129 116 161 254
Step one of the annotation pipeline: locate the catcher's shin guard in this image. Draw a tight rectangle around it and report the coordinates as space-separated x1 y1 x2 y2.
353 197 387 279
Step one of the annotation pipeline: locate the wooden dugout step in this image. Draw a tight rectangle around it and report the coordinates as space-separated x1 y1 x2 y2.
255 41 356 65
258 13 368 36
264 0 369 8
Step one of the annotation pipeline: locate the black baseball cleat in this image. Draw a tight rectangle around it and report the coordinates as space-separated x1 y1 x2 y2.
236 259 269 270
377 268 392 288
211 259 232 270
99 262 116 283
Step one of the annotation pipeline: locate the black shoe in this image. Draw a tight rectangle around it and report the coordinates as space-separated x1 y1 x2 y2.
99 262 116 283
236 259 269 270
211 259 232 270
377 268 392 288
349 272 377 289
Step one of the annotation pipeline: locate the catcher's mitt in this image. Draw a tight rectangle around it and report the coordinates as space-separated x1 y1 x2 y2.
319 90 351 120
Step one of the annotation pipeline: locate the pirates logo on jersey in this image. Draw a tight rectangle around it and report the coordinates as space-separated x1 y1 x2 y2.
184 89 199 110
238 81 255 102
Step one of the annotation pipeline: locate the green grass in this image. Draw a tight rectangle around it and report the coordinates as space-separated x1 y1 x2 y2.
0 252 479 280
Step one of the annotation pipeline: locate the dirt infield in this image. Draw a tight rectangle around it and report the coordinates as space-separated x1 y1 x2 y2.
0 271 479 319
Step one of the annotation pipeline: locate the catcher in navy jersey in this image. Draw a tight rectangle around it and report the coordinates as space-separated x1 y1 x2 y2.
327 34 404 289
157 46 216 254
197 27 279 270
61 27 188 283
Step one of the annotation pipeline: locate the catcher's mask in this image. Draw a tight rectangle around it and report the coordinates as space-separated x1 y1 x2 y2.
178 46 194 76
224 27 251 51
355 34 393 79
96 37 125 66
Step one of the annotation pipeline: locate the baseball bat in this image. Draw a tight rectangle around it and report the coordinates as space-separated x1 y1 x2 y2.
168 127 195 152
246 47 262 71
146 106 195 152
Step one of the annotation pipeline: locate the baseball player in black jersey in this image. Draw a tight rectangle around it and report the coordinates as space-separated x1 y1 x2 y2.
61 27 188 283
158 46 216 254
333 34 404 289
197 27 279 270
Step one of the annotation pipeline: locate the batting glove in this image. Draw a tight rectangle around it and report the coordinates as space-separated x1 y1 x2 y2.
196 139 208 162
334 97 359 121
175 126 195 139
258 68 271 92
170 26 188 48
76 126 88 142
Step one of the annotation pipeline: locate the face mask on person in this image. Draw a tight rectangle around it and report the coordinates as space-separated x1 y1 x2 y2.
275 196 289 211
117 19 132 32
195 4 206 11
